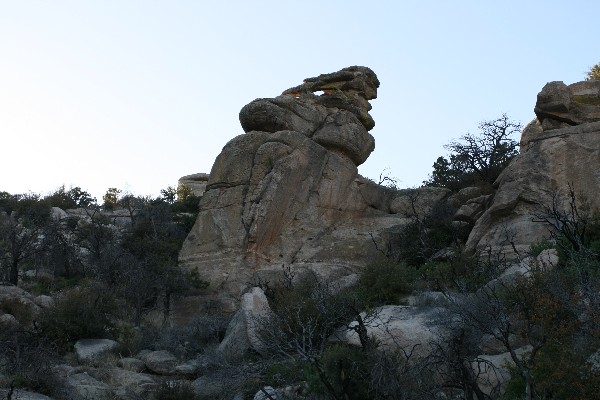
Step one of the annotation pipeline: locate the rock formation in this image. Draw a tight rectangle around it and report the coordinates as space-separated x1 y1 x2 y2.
178 173 209 197
179 67 449 309
465 80 600 256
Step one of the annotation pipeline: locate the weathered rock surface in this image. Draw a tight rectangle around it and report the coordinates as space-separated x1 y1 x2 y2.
179 67 451 309
465 79 600 257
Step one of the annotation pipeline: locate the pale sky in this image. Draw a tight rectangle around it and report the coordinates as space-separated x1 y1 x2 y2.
1 1 598 201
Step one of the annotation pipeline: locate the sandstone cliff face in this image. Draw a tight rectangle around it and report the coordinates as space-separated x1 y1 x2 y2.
466 80 600 256
179 67 448 307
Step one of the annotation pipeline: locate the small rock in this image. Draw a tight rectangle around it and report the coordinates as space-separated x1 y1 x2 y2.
74 339 118 363
536 248 559 270
0 313 19 328
140 350 178 375
51 206 68 221
34 295 54 308
254 386 280 400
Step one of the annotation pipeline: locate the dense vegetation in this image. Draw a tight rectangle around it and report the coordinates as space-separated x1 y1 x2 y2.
0 185 215 395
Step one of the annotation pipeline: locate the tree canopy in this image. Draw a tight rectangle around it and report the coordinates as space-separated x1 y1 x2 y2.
425 114 521 191
587 62 600 81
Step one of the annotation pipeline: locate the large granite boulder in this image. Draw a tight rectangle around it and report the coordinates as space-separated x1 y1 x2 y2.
466 79 600 257
332 305 447 355
217 287 271 359
179 67 448 310
535 80 600 130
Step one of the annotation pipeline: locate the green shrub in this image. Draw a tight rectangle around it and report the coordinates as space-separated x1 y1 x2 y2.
587 62 600 81
39 284 120 350
307 344 375 400
358 262 418 306
529 238 555 257
0 328 58 396
392 202 467 268
264 360 307 386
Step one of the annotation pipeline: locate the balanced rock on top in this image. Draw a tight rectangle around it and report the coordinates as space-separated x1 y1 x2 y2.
178 66 431 311
239 66 378 165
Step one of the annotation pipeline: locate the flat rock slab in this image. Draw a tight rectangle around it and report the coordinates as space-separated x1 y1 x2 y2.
74 339 118 363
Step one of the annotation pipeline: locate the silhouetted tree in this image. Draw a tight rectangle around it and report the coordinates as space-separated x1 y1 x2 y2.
426 114 521 190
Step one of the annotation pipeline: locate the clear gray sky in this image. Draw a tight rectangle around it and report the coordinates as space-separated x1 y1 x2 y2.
1 1 598 200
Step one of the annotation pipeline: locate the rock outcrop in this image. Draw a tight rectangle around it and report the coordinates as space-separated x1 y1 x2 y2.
217 287 271 359
179 67 449 308
466 80 600 256
178 173 209 197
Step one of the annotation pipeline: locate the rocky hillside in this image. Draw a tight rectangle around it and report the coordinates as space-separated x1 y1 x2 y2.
2 67 600 400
